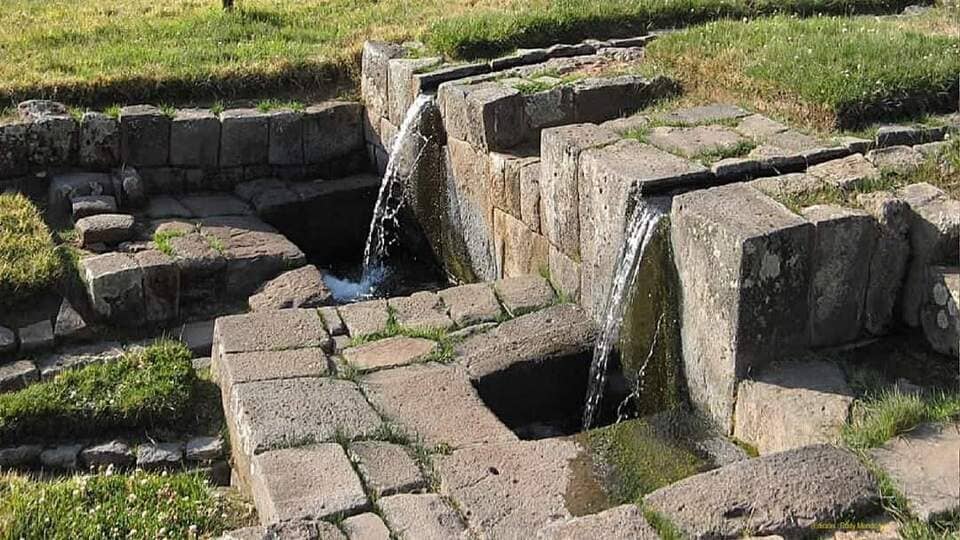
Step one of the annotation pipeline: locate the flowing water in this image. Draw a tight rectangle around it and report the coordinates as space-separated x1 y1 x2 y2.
325 94 435 303
582 199 666 430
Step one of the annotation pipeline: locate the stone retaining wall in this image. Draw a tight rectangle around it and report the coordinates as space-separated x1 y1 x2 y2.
0 99 366 194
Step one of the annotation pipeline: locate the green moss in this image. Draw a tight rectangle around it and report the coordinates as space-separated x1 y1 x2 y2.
580 417 707 504
773 172 904 214
693 139 757 165
0 193 64 309
256 99 306 113
0 341 197 444
643 506 686 540
0 470 244 539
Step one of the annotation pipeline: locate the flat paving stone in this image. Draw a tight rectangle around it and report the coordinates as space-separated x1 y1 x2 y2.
388 291 454 331
0 360 38 392
35 341 126 380
437 283 503 327
438 439 586 536
644 444 878 538
654 103 749 126
80 439 135 468
378 494 469 540
646 125 749 159
136 442 183 469
248 265 333 311
456 304 595 380
213 309 327 358
250 444 369 524
870 422 960 521
40 444 84 469
865 145 925 176
580 139 711 193
319 306 347 336
536 504 657 539
807 154 881 190
342 513 391 540
231 377 382 456
216 348 329 393
735 114 789 139
342 336 437 373
362 363 516 448
338 299 390 337
348 441 426 497
177 194 253 217
493 275 556 316
144 195 192 219
749 172 825 199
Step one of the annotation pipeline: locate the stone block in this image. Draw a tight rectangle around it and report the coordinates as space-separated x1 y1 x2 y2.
548 245 581 301
875 124 946 147
519 160 542 232
348 441 426 497
540 124 620 259
749 172 825 199
644 445 877 538
250 444 369 524
524 85 574 132
493 275 555 316
179 194 252 217
378 494 469 539
387 56 442 126
493 209 550 279
897 183 960 326
866 145 924 176
140 167 185 194
319 306 346 336
134 249 180 324
215 348 328 395
338 299 390 337
120 105 170 166
388 291 453 330
18 320 54 353
79 112 120 168
186 436 224 461
0 445 42 468
0 121 30 178
571 76 649 125
71 195 117 219
81 253 145 323
921 266 959 357
870 422 959 522
489 151 536 219
343 513 391 540
80 439 135 468
213 309 327 359
710 156 761 180
437 283 502 327
735 114 789 139
733 360 854 455
231 377 381 456
116 167 146 207
444 138 498 281
303 102 363 164
178 319 215 356
0 361 38 392
747 144 807 174
361 41 406 122
248 265 332 311
807 154 880 190
440 81 525 151
671 184 813 431
439 439 591 536
136 442 183 469
220 109 269 167
28 114 77 166
646 125 748 159
77 213 135 246
654 103 750 126
802 205 877 346
41 444 84 470
0 326 16 357
537 504 657 540
170 109 220 167
856 191 911 335
362 363 516 448
343 336 437 373
268 110 304 166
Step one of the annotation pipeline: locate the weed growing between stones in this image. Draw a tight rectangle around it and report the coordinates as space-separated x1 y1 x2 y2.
693 139 757 165
641 506 685 540
347 318 460 364
153 229 186 257
0 193 64 309
204 234 226 256
255 99 306 113
842 390 960 450
0 470 248 539
0 341 196 444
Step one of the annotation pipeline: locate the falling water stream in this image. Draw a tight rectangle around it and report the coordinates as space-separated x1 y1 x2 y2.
582 199 666 430
326 94 435 302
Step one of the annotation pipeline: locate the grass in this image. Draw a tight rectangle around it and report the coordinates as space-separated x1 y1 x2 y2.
0 341 196 444
347 310 460 364
0 470 246 540
0 193 64 309
693 139 757 164
842 389 960 450
0 0 924 106
153 229 185 257
644 12 960 130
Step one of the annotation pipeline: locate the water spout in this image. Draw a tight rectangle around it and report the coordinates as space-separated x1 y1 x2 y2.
582 198 666 430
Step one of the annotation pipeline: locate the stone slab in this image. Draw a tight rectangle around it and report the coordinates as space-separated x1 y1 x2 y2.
378 494 469 540
493 208 550 278
248 265 333 311
537 504 657 539
921 266 959 358
646 125 748 159
0 360 38 392
220 109 269 167
338 299 390 337
76 213 136 246
734 360 854 455
186 436 225 461
230 377 381 455
250 444 369 524
342 513 391 540
18 320 54 353
136 442 183 469
388 291 454 331
319 306 347 336
866 145 924 176
72 195 117 219
120 105 170 167
437 284 503 327
348 441 426 497
178 194 252 218
362 363 516 448
216 348 329 394
857 191 911 335
493 275 555 316
170 109 220 167
807 154 880 190
653 103 749 126
644 445 877 538
342 336 437 373
870 422 960 522
213 309 327 359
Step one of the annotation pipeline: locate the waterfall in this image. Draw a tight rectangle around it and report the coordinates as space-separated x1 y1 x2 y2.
582 198 666 430
327 94 435 303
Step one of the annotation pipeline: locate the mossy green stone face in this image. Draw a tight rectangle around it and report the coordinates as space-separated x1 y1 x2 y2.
574 416 708 505
618 218 685 416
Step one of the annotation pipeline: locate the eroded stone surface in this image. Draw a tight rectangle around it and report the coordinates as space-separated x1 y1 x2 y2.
248 265 333 311
250 444 368 524
866 145 924 175
646 125 748 159
342 513 391 540
857 191 911 335
214 309 327 359
734 360 854 455
216 348 329 393
342 336 437 373
339 299 390 337
76 213 136 246
644 445 877 538
378 494 469 540
0 360 38 392
870 422 960 522
437 283 503 327
18 320 54 353
388 291 454 331
807 154 880 190
493 275 556 316
537 504 657 539
362 363 515 448
920 266 959 359
348 441 426 497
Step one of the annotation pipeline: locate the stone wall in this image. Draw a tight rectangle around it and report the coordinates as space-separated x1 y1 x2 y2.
0 99 366 195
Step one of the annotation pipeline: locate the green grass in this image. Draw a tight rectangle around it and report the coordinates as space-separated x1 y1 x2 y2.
152 229 185 257
0 193 64 309
348 321 459 364
0 341 196 444
0 0 924 105
644 12 960 130
0 470 243 540
842 390 960 450
693 139 757 164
